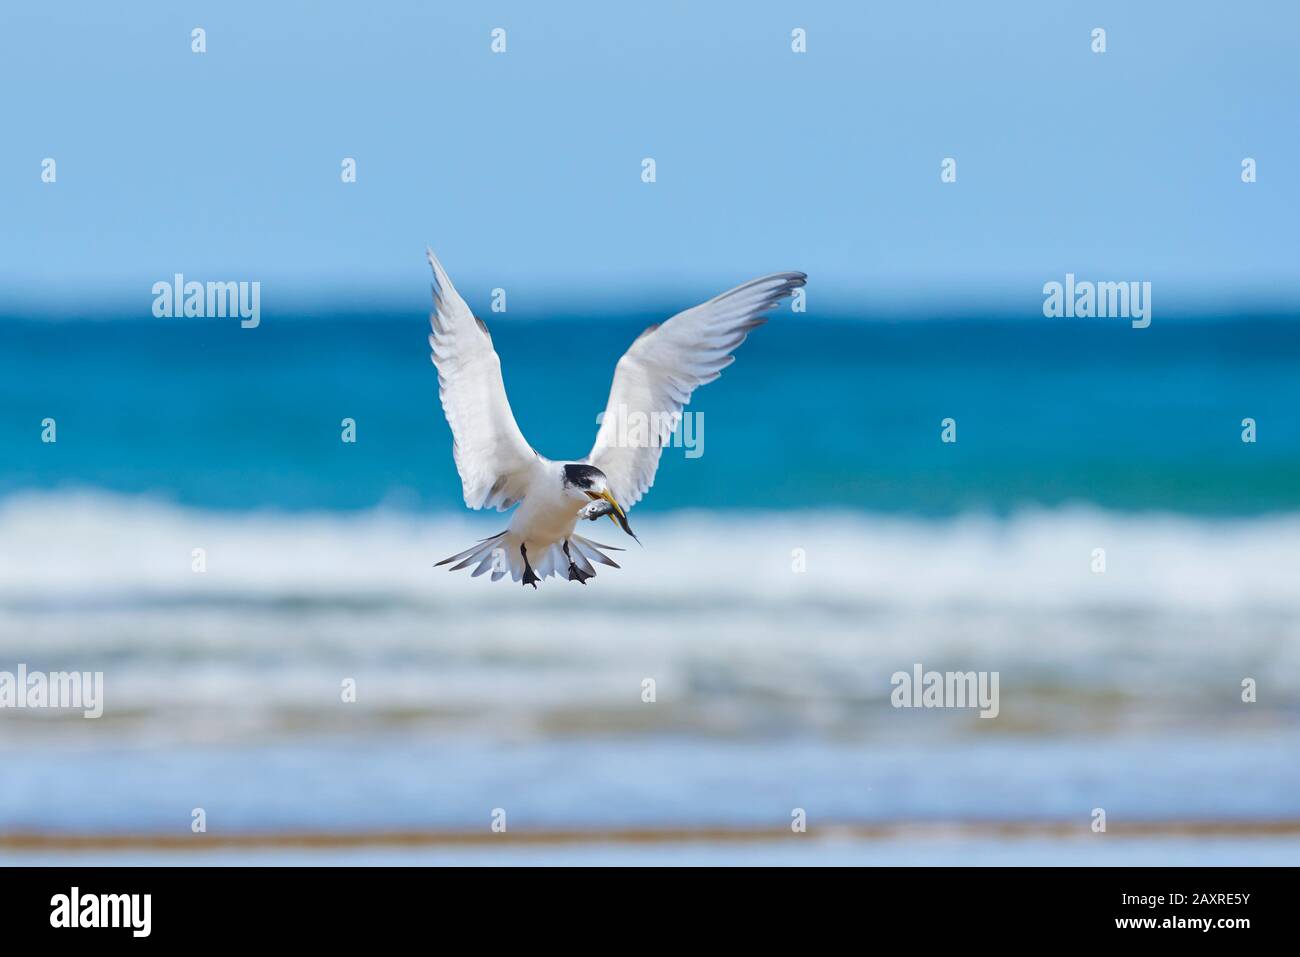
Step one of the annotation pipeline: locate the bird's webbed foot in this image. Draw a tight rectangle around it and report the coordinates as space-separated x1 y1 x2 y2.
563 541 592 584
520 544 539 589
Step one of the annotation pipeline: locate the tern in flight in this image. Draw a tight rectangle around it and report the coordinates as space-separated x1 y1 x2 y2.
428 249 805 587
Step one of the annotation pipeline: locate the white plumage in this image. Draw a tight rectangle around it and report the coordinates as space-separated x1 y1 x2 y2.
428 248 805 586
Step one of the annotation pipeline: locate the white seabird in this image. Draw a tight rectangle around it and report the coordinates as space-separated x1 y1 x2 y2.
428 249 805 587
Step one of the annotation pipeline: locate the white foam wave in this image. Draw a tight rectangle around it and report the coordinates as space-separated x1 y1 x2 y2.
1 489 1297 611
1 491 1297 745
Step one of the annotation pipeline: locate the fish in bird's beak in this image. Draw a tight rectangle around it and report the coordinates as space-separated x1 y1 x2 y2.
586 489 637 541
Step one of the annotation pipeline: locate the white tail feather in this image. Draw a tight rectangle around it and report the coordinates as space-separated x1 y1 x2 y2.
435 531 624 585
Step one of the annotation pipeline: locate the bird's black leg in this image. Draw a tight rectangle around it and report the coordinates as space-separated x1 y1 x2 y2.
520 543 539 589
563 541 592 584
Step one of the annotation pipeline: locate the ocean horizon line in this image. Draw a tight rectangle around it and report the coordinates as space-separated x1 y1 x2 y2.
3 285 1298 325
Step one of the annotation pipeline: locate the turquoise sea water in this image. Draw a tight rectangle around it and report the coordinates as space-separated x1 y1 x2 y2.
3 314 1298 514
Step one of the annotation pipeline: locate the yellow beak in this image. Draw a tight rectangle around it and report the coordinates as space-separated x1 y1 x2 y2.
585 489 638 542
587 488 626 525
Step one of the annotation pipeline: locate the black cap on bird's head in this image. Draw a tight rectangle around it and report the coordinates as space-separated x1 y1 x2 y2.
562 463 606 490
563 464 637 541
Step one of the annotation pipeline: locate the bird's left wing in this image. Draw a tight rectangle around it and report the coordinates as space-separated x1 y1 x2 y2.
427 248 538 510
586 271 806 509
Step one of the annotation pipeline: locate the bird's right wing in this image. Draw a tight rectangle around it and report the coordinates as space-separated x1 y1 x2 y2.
587 271 806 509
427 248 538 510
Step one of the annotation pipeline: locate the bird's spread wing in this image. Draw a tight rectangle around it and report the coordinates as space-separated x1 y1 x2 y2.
427 248 538 510
586 271 806 508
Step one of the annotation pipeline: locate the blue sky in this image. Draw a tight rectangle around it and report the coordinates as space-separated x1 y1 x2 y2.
2 0 1297 314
